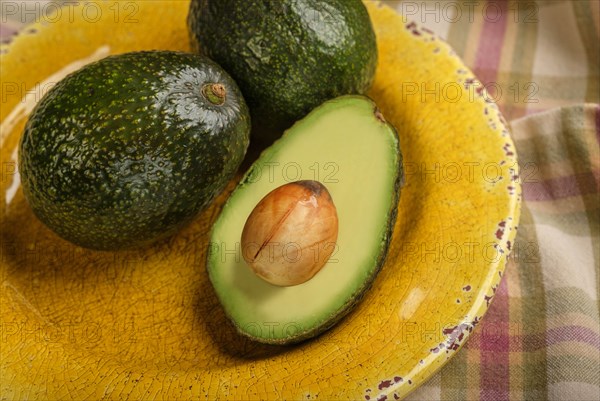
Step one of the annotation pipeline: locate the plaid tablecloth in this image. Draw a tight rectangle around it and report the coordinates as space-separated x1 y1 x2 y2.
1 1 599 400
390 1 600 400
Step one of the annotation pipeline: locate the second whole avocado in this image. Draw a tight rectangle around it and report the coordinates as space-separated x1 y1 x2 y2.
188 0 378 143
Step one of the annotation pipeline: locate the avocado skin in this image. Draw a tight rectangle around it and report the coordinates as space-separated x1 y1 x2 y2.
19 51 250 250
188 0 377 144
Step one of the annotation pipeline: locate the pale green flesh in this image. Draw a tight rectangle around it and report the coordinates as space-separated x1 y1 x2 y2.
208 96 400 342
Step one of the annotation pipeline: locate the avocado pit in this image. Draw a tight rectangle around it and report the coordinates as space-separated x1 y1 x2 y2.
241 180 339 287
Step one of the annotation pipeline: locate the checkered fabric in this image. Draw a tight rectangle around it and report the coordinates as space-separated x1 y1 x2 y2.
392 1 600 400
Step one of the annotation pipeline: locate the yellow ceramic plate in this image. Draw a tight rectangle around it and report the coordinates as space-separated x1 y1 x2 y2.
0 2 520 400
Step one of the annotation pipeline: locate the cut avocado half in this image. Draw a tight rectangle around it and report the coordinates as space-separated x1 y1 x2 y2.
207 95 403 344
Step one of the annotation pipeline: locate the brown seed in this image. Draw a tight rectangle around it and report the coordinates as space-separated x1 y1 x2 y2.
241 180 339 286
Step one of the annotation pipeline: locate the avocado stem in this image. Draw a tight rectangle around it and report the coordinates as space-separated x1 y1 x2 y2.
202 83 227 105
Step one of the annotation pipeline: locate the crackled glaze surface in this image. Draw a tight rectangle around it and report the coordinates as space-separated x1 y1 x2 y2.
0 1 520 400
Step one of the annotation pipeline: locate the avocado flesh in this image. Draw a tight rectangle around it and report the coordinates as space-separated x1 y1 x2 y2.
207 96 402 344
19 51 250 250
188 0 378 143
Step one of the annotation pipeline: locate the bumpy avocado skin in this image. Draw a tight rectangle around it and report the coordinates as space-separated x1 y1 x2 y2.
19 51 250 250
188 0 378 143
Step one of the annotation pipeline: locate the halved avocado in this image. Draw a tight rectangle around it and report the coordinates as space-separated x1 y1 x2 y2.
207 95 403 344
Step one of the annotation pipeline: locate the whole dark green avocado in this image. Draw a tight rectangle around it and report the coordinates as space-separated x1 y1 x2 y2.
19 51 250 251
187 0 377 144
